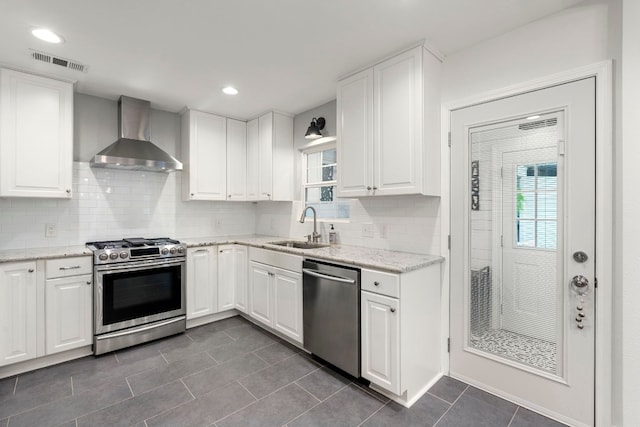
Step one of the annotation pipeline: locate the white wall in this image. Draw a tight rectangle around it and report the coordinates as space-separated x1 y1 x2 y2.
621 0 640 424
0 93 256 249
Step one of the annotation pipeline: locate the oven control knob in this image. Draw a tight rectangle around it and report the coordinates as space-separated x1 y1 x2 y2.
170 247 177 254
98 253 108 261
161 248 169 255
109 252 118 260
119 251 128 259
177 247 185 254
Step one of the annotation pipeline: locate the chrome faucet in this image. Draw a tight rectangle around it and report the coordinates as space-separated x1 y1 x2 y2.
299 206 320 243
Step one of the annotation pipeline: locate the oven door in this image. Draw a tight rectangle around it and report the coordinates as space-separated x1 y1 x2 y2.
95 258 185 335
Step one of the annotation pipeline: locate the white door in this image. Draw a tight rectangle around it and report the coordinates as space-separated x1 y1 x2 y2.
217 245 235 312
273 268 302 343
45 274 92 354
0 262 37 366
249 261 272 326
226 118 247 201
186 247 217 319
450 78 595 427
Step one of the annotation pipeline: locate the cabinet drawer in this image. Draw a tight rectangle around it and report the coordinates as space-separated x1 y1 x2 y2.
361 268 399 298
46 256 92 279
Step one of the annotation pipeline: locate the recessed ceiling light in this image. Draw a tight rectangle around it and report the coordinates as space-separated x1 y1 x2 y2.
222 86 238 95
32 28 64 44
526 115 541 120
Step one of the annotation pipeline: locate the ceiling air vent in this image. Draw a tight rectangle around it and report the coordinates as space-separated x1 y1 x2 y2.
519 117 557 131
29 49 89 73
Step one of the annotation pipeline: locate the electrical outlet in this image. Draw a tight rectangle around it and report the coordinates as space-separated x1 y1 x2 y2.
362 223 374 238
45 223 58 238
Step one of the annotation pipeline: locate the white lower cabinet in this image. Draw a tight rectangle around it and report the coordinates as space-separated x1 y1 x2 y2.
44 256 93 355
218 244 248 312
186 246 218 319
45 274 92 355
248 248 303 344
0 261 37 366
361 291 400 394
360 265 441 406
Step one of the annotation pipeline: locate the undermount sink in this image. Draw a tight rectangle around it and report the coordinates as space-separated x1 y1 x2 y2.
269 241 329 250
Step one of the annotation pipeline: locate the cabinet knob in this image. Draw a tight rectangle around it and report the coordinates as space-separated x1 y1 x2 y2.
28 269 34 273
66 189 71 194
372 186 378 190
390 307 396 313
191 193 194 196
228 194 232 198
374 281 380 286
86 281 92 285
367 186 372 191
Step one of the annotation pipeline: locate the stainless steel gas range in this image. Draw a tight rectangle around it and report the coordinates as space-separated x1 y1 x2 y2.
86 237 187 355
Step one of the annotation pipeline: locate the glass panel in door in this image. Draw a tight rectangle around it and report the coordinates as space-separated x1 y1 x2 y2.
468 112 563 376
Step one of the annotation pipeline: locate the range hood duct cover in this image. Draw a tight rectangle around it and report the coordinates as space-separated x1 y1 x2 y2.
90 96 183 172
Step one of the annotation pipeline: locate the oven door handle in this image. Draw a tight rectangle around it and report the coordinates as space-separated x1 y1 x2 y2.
95 259 184 273
95 316 186 340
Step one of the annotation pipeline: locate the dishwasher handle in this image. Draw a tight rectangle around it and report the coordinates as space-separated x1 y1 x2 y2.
302 268 356 284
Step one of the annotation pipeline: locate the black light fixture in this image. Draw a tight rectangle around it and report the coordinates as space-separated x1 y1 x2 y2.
305 117 326 139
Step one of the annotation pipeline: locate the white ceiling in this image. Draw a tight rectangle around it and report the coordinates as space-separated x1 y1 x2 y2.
0 0 584 119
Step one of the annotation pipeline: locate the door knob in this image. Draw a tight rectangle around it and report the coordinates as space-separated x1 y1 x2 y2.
570 275 589 296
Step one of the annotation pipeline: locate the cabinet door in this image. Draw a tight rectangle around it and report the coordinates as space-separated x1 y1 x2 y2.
361 291 400 394
183 110 227 200
373 47 423 195
186 247 218 319
217 245 235 311
0 262 37 366
337 68 374 197
271 113 294 201
249 262 272 326
45 274 92 354
273 268 303 344
258 112 274 200
234 246 249 313
246 118 260 200
0 69 73 198
226 118 247 200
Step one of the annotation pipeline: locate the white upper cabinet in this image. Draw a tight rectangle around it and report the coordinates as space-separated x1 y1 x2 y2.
337 69 374 197
336 45 441 197
0 69 73 198
181 110 227 201
226 119 247 201
246 112 294 201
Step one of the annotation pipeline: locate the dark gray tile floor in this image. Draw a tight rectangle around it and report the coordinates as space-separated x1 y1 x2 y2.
0 315 567 427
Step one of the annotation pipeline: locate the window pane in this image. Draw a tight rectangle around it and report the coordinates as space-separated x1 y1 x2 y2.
322 149 336 165
517 192 535 219
537 163 557 191
537 192 557 219
322 165 336 182
537 220 557 249
516 165 535 191
516 220 535 247
305 186 334 203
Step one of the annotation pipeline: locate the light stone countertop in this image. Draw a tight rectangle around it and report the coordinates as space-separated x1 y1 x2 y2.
180 234 444 273
0 246 93 263
0 235 444 273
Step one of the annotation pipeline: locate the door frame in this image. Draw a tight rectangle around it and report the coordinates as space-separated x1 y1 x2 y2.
440 61 613 426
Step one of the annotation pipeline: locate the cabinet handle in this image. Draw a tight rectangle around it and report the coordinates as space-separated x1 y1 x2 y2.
59 265 81 270
390 308 396 313
86 281 92 285
28 269 34 273
372 186 378 190
194 249 209 253
374 281 380 286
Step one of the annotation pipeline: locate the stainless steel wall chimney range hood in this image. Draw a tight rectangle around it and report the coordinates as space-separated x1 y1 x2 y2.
90 96 183 172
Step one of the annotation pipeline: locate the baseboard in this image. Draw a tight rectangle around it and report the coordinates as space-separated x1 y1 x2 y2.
369 373 443 408
186 309 239 329
0 346 93 379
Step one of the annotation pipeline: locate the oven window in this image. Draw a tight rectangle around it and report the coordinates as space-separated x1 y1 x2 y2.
103 265 182 325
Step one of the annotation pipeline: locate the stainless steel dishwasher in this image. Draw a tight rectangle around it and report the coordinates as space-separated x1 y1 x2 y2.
302 259 361 377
